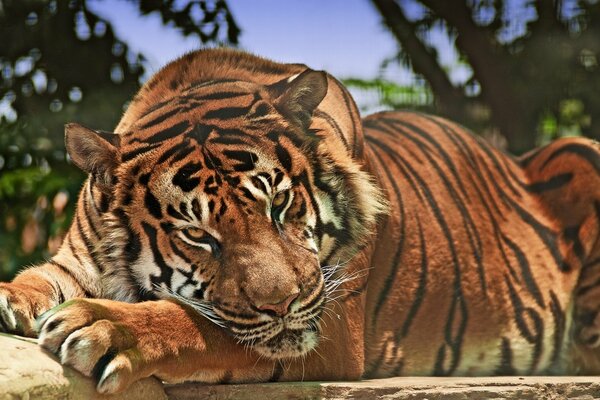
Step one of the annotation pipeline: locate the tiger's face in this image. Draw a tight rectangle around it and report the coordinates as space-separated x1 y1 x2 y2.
66 67 385 359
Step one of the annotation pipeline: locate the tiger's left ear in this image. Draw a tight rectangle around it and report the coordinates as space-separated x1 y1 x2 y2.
271 70 328 130
65 123 120 190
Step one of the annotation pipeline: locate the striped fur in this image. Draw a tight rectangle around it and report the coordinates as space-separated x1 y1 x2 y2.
1 49 600 393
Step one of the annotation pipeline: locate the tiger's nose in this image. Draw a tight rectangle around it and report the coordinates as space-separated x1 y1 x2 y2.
257 292 299 317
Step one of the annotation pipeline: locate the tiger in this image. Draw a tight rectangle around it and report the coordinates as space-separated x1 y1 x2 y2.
1 48 600 394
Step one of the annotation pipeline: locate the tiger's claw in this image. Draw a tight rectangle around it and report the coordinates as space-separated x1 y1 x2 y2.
0 283 48 337
37 299 142 394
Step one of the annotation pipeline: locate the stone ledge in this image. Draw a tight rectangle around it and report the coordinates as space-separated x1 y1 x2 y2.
165 377 600 400
0 334 166 400
2 333 600 399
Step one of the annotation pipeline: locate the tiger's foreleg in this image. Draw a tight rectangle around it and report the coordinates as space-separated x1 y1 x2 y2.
36 296 364 394
0 183 104 337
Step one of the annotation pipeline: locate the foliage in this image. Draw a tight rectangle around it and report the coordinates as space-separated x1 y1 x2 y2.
0 0 239 281
343 77 433 113
370 0 600 154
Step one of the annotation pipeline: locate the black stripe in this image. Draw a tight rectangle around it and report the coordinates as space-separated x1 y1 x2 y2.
251 176 268 194
426 116 505 217
172 161 202 192
48 259 96 298
204 106 252 120
56 285 65 304
167 204 187 221
224 319 270 331
191 199 202 220
269 361 284 382
339 84 359 157
541 142 600 175
157 139 190 164
75 212 101 270
367 145 406 329
209 136 248 146
564 224 585 264
112 208 144 296
187 124 213 145
504 194 567 272
82 191 101 239
144 189 163 219
195 91 247 101
172 145 196 164
170 238 192 264
525 173 573 193
365 126 426 203
398 216 428 339
67 234 98 275
139 107 180 129
133 121 191 145
548 290 565 371
184 78 241 92
239 186 257 202
122 143 162 162
501 233 545 308
82 186 100 239
140 99 171 117
223 150 257 172
314 110 348 149
142 222 174 288
495 337 516 375
297 284 325 313
470 128 523 199
504 274 543 373
380 117 472 204
275 143 293 172
364 346 387 377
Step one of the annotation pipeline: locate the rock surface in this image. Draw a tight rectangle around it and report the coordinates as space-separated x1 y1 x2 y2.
0 334 166 400
2 333 600 399
166 377 600 399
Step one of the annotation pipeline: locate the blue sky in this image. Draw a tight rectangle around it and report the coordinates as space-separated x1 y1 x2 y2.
89 0 405 80
88 0 471 112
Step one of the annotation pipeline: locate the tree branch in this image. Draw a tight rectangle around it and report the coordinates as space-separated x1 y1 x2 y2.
418 0 536 153
370 0 468 118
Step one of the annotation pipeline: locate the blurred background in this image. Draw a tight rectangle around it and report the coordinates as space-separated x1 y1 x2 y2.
0 0 598 280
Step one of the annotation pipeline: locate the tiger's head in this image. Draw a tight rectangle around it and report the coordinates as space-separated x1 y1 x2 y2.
64 50 386 359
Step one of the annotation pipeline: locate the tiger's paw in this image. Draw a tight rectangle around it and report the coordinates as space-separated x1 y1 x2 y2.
37 299 144 394
0 283 48 337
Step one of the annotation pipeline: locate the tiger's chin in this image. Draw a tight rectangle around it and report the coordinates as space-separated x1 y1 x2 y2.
251 328 320 359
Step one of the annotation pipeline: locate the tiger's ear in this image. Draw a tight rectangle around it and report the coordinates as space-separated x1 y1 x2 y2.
65 123 120 189
271 70 328 130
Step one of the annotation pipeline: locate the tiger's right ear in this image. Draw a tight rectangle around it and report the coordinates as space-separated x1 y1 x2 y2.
65 123 120 189
270 70 328 131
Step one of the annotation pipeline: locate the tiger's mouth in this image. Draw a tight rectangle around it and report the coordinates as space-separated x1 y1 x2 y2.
215 285 326 358
223 310 322 359
243 318 321 359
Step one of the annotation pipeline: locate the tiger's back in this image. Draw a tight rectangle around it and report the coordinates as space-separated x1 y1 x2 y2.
362 111 600 376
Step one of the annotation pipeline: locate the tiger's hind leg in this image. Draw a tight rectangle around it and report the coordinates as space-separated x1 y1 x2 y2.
575 260 600 348
569 260 600 373
520 137 600 373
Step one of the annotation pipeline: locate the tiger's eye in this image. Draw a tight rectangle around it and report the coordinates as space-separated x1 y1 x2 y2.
272 191 287 208
184 227 207 240
180 227 221 256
